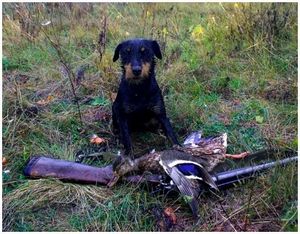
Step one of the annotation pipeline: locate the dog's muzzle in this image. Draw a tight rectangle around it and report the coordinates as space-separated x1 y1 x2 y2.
132 65 142 76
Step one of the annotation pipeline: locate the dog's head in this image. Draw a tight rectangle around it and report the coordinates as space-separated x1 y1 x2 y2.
113 38 162 83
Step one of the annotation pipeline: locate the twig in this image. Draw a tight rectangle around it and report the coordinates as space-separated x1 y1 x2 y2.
216 188 269 226
243 177 256 231
219 212 237 232
97 15 107 62
41 27 83 126
218 198 242 231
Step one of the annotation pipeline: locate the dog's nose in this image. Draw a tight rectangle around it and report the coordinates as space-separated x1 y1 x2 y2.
132 66 142 76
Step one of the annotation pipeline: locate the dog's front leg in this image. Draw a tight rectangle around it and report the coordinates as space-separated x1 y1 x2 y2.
113 103 133 156
118 116 133 157
157 114 180 146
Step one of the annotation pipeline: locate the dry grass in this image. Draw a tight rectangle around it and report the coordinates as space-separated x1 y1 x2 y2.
3 179 113 231
2 2 297 231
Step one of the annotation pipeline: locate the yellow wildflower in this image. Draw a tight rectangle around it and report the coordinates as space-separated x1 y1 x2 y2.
191 25 205 42
146 10 151 18
211 16 216 24
162 27 168 38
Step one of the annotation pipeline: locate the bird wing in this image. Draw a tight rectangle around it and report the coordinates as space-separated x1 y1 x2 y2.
167 166 200 218
171 160 218 190
188 162 218 190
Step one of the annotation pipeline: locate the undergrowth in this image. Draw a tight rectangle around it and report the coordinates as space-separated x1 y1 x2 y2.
2 2 297 231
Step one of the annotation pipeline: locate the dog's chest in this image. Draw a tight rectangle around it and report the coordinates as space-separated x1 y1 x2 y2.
122 91 162 115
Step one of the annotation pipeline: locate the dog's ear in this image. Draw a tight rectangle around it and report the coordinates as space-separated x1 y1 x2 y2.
113 43 122 62
151 40 162 59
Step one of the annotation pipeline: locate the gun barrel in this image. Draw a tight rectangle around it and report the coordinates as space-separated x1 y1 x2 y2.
213 156 298 189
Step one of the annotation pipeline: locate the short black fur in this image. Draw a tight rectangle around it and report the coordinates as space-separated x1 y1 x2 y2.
112 38 179 157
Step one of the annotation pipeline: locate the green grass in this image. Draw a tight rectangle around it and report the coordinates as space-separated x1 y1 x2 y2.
68 187 157 231
2 2 297 232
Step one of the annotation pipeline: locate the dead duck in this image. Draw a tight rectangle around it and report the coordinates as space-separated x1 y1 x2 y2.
177 131 249 171
109 131 249 218
109 149 218 218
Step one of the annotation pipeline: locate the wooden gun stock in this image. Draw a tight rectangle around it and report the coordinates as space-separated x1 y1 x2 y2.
24 156 114 185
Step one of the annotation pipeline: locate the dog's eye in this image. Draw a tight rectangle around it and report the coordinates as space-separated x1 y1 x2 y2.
126 48 131 52
140 47 145 52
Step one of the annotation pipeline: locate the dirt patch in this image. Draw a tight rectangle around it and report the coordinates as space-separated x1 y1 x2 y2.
263 80 297 104
82 107 111 123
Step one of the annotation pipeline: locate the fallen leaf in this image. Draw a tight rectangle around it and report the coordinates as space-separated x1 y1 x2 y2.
255 115 264 124
90 134 106 144
47 95 54 101
164 207 177 225
2 157 7 165
36 95 54 106
95 137 105 144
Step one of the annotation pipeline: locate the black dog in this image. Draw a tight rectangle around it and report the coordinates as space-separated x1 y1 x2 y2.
112 38 179 157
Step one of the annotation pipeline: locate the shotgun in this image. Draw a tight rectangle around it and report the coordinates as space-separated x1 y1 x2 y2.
24 152 297 190
213 155 298 189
